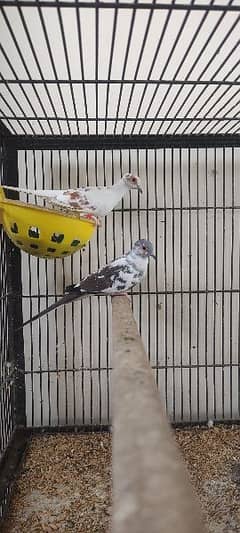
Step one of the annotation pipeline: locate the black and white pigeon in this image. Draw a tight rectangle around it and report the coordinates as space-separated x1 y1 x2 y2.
3 173 143 221
20 239 155 328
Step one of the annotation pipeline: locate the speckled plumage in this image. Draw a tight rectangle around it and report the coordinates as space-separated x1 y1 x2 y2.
19 239 155 328
3 173 143 219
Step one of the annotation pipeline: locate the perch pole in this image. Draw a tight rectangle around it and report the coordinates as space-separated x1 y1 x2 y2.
112 295 206 533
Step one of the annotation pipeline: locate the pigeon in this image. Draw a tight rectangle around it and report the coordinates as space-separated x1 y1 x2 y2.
3 173 143 222
20 239 155 328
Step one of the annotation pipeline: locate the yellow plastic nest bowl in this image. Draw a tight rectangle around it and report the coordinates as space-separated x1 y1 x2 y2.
0 187 96 259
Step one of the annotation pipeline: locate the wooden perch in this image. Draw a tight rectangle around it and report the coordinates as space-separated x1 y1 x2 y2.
111 295 206 533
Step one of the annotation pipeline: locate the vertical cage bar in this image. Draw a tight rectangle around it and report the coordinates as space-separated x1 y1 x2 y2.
163 148 168 414
204 148 209 421
222 148 226 419
171 148 176 421
188 148 192 421
179 148 184 421
154 149 159 387
213 147 217 420
229 147 234 419
2 142 26 428
196 148 200 421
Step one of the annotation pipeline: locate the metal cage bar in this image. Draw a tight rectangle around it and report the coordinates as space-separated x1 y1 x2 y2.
0 1 239 10
0 134 27 521
2 134 240 150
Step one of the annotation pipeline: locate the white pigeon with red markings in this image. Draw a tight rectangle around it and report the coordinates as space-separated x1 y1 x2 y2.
3 173 143 222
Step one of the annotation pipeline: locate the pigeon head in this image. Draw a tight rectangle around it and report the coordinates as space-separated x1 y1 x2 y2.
122 173 143 193
133 239 156 259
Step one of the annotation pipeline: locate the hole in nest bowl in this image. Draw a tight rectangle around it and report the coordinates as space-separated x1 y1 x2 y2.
10 222 19 234
51 233 64 243
28 226 40 238
71 239 81 247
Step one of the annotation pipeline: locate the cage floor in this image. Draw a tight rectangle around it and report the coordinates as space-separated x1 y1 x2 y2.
2 432 112 533
176 425 240 533
2 426 240 532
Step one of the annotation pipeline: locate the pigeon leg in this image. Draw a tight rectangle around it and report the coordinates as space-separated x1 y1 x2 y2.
111 293 131 302
123 293 132 302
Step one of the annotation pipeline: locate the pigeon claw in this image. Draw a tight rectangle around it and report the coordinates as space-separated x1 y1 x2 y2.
81 213 101 226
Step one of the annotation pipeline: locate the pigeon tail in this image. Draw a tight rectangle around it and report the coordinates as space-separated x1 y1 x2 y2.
19 291 85 329
2 185 59 199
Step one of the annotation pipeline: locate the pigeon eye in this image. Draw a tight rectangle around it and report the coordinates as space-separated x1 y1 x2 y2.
132 177 136 182
142 245 146 250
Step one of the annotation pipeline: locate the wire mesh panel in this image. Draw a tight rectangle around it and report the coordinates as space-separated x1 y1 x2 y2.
17 146 240 427
0 0 240 429
0 142 16 520
0 1 239 136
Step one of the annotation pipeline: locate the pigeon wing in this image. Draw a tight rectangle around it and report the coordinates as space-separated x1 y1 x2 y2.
3 186 96 213
56 189 94 211
65 260 132 295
